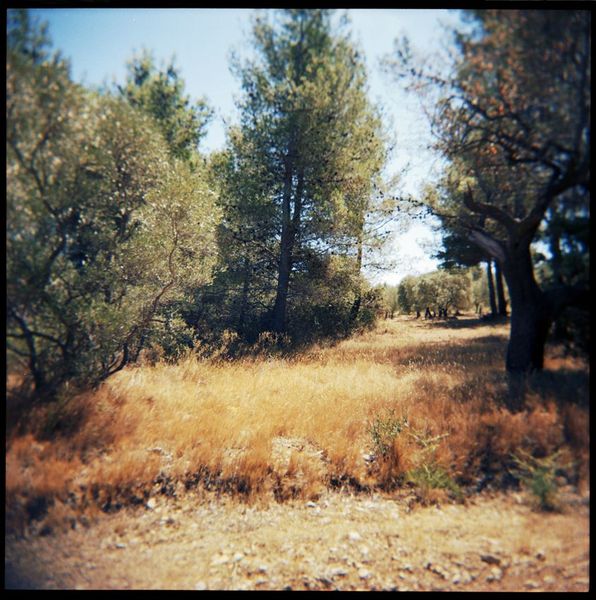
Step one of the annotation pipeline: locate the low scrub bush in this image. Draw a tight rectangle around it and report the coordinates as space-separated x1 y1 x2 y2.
509 449 570 511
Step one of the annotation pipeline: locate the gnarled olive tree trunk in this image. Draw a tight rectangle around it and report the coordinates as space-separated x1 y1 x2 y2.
500 237 551 372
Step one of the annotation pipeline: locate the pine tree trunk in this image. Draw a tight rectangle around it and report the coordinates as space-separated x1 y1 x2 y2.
271 163 293 333
349 235 364 324
237 257 251 335
271 163 303 334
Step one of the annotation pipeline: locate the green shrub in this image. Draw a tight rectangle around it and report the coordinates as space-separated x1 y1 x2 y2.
406 462 463 501
509 449 567 511
367 409 408 458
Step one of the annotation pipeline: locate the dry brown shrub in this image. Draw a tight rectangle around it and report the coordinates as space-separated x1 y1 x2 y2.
5 315 589 525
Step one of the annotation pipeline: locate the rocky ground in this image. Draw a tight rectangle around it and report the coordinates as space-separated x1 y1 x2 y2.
5 486 590 591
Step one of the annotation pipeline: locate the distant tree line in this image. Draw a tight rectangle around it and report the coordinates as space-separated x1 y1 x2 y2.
395 270 471 319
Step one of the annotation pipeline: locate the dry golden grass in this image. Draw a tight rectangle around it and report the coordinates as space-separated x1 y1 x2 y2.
5 315 590 531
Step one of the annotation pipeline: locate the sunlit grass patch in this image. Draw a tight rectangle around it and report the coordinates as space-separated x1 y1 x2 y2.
5 314 589 533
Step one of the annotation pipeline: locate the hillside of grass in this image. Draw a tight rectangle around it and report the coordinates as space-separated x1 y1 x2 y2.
5 315 589 535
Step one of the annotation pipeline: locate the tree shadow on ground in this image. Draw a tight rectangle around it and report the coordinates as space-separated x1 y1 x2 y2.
423 315 510 330
389 335 588 412
4 560 44 590
392 335 508 370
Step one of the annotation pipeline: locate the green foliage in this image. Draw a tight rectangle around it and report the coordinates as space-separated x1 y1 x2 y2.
397 276 416 314
396 269 471 316
379 284 399 318
367 409 462 500
405 427 462 501
406 462 463 500
288 256 381 342
119 50 212 161
212 9 388 339
7 8 53 66
391 10 590 372
367 409 408 458
6 13 220 399
509 450 567 511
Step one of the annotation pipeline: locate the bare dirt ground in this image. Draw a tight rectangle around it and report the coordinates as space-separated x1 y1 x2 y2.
5 486 589 591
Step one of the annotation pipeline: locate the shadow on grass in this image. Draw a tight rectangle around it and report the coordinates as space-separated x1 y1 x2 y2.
4 565 38 590
424 315 510 330
392 335 508 369
387 335 588 411
526 368 590 407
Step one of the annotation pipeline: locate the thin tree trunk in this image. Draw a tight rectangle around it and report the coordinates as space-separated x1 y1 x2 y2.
271 164 303 334
270 155 294 333
12 312 46 395
349 235 364 324
495 261 507 316
486 260 497 317
237 256 251 335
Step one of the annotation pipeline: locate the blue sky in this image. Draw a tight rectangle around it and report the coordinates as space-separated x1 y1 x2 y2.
29 7 463 284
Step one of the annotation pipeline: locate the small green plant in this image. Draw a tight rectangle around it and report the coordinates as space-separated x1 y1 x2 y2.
367 409 408 457
509 449 565 511
404 427 462 501
406 462 463 501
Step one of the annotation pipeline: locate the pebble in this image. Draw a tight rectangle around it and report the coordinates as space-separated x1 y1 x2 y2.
525 580 539 589
194 581 208 590
348 531 362 542
232 552 244 563
329 567 347 577
425 561 449 580
486 567 503 582
460 570 474 584
146 498 156 510
480 553 501 565
358 568 372 580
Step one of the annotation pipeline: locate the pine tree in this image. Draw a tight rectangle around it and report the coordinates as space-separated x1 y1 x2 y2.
226 9 386 337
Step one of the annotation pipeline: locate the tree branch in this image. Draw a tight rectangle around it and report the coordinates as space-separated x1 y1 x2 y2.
467 228 506 263
462 185 516 234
